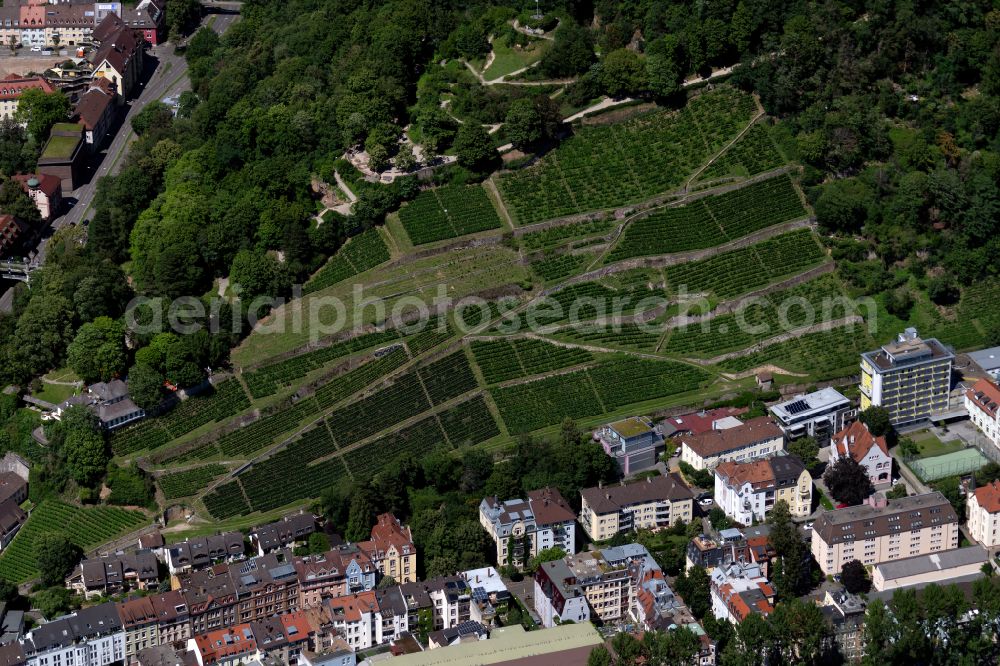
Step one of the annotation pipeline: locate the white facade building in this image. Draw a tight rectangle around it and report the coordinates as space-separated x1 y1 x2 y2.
829 421 893 486
966 379 1000 450
479 487 576 569
769 387 855 446
23 604 126 666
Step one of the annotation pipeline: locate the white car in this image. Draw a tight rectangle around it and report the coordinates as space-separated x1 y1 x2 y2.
29 45 41 52
698 498 714 507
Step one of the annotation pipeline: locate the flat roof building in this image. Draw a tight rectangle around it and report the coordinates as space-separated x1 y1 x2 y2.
872 545 987 591
769 387 855 446
860 328 954 426
968 346 1000 380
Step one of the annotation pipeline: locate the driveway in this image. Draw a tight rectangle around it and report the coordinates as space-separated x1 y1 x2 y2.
503 574 542 626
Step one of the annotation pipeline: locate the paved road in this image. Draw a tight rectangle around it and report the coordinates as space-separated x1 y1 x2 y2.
0 12 238 310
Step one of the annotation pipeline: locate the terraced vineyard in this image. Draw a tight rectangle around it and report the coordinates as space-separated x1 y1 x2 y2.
491 357 711 433
303 228 391 294
607 175 806 262
416 351 478 405
520 218 615 251
499 281 667 332
557 323 662 351
471 338 593 384
458 297 521 330
664 229 825 299
531 252 590 282
111 380 250 456
497 88 757 224
159 464 228 500
398 184 502 245
0 502 147 582
662 275 852 357
203 479 252 519
438 395 500 447
698 123 786 182
717 324 874 378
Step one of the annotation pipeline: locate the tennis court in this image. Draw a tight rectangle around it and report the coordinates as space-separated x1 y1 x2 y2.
909 447 989 482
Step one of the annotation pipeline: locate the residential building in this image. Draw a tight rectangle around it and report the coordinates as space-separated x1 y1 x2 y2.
18 3 45 51
250 611 315 665
74 79 117 148
578 474 694 542
22 603 125 666
67 550 159 599
663 407 749 437
294 546 376 608
769 387 855 446
228 551 299 625
595 416 665 475
860 328 955 426
810 492 960 576
12 174 62 221
679 416 785 471
0 603 25 645
686 527 777 573
819 590 866 663
534 545 676 630
0 472 27 507
90 21 143 98
357 513 417 583
90 379 145 430
0 501 27 550
967 480 1000 547
177 565 238 635
0 643 24 666
135 645 188 666
249 512 316 556
829 420 892 486
968 346 1000 380
709 561 775 624
966 378 1000 450
427 621 488 649
42 4 94 47
37 123 85 192
117 590 189 664
123 0 165 45
479 487 575 570
871 545 988 591
713 455 812 525
0 74 55 121
0 453 29 484
461 567 510 626
187 624 257 666
165 531 244 575
322 592 380 652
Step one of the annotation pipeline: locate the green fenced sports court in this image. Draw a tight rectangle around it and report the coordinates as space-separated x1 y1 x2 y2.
909 447 989 482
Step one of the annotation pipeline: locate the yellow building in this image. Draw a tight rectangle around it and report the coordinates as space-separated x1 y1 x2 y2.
860 329 954 426
358 513 418 583
579 474 694 542
713 455 812 525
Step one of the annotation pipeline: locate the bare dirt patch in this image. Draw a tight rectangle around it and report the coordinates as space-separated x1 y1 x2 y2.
0 53 68 77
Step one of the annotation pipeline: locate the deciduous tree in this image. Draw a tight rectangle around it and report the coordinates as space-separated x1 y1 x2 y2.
824 456 874 506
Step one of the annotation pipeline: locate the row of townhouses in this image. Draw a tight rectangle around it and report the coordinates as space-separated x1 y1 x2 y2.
0 0 163 50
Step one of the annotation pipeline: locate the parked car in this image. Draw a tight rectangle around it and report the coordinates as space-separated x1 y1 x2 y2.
29 45 41 52
698 497 714 507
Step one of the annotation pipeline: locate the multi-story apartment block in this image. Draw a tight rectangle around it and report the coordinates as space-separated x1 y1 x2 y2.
829 420 892 486
819 590 866 663
769 387 855 446
294 546 377 608
595 416 665 474
713 455 812 525
679 417 785 471
709 561 775 624
860 328 954 425
966 378 1000 450
810 492 960 576
479 487 576 569
0 74 55 121
967 479 1000 547
22 604 125 666
249 513 316 556
534 545 683 630
462 567 511 626
357 513 418 583
579 474 694 542
686 527 776 576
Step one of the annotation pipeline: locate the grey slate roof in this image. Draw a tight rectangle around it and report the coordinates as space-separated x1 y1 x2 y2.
874 545 987 580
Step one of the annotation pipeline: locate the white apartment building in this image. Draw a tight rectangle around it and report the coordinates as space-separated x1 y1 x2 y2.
810 492 960 576
679 416 785 471
578 474 693 542
966 378 1000 450
860 328 954 426
479 487 576 569
713 455 812 525
769 387 855 446
23 604 126 666
968 480 1000 547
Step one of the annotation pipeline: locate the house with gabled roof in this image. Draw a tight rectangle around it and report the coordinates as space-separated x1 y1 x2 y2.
829 420 892 486
578 474 694 542
714 454 812 525
294 546 376 608
679 416 785 471
89 20 142 99
967 378 1000 450
249 512 315 556
479 487 575 570
968 480 1000 547
709 561 774 624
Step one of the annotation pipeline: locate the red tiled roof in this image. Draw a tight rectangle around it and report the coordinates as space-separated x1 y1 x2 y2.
326 591 378 623
366 513 414 555
973 480 1000 514
669 407 749 435
193 624 257 663
968 378 1000 419
831 421 888 464
0 75 54 101
13 173 61 198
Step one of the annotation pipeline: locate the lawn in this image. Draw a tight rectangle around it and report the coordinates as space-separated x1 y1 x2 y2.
31 382 77 405
910 430 964 458
482 38 549 80
40 131 81 160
